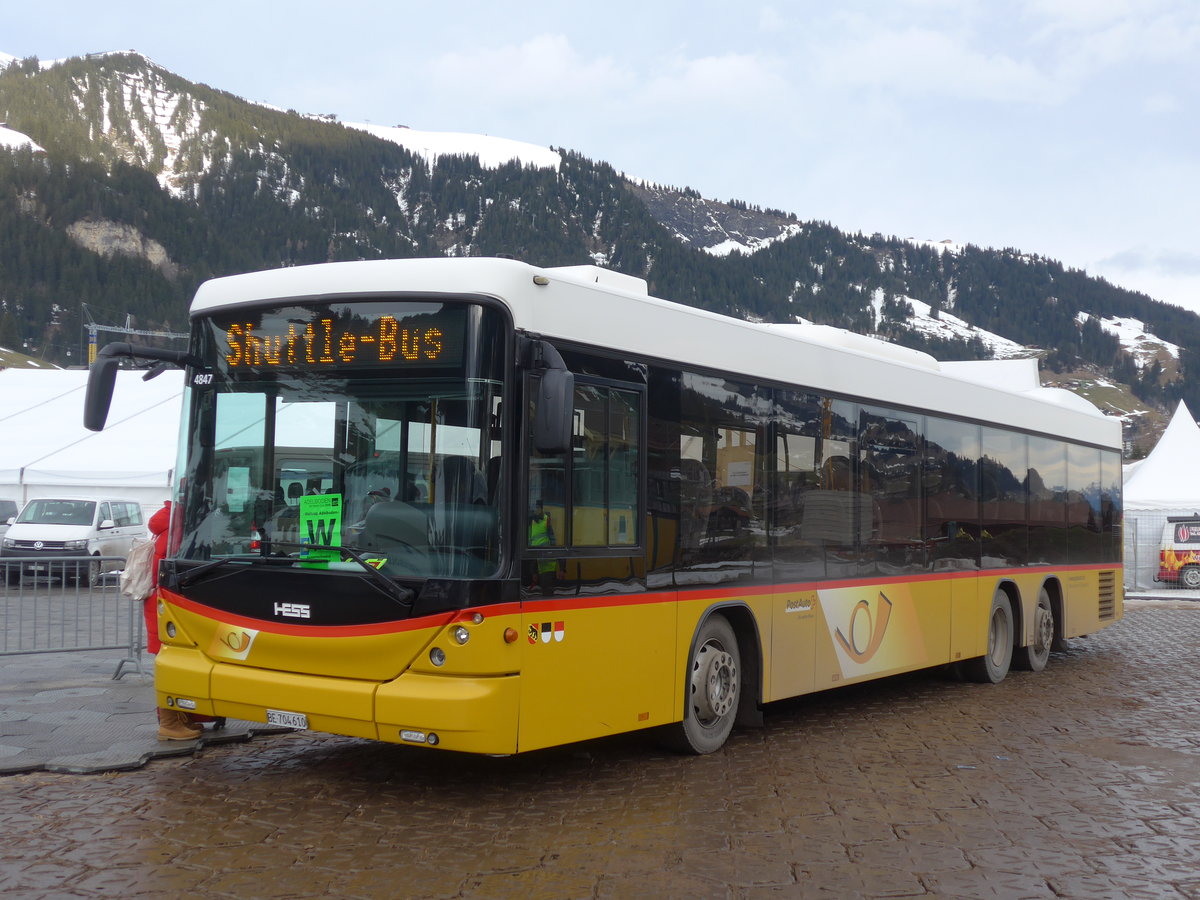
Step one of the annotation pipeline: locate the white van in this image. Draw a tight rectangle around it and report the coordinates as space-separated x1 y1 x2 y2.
1 497 148 586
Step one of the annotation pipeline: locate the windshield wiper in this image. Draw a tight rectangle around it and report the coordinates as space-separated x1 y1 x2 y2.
173 546 414 609
174 554 294 588
267 542 415 609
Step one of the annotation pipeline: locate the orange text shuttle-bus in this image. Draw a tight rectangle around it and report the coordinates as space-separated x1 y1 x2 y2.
84 258 1123 755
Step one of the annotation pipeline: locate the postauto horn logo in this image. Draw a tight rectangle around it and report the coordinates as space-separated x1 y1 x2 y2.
834 592 893 664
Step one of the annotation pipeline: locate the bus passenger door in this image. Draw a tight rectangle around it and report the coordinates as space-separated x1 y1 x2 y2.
517 375 673 751
768 426 824 700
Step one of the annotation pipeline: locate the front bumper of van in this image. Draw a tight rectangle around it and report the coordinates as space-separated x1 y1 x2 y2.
1 545 93 579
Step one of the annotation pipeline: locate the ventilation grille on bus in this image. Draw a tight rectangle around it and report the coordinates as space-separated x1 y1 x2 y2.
1098 570 1117 620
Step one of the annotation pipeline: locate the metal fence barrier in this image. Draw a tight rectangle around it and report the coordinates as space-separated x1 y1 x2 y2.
0 556 145 679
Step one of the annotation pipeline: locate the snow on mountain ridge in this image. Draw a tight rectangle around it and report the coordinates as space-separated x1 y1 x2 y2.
904 237 963 255
348 123 560 171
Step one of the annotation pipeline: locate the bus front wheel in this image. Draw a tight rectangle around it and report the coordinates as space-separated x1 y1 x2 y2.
963 589 1013 684
664 614 740 754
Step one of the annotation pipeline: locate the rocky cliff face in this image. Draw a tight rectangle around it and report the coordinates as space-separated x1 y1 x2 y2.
65 219 178 278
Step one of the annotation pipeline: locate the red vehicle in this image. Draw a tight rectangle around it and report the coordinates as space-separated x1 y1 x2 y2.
1155 517 1200 588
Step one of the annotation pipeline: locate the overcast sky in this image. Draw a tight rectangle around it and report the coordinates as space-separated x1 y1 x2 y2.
7 0 1200 314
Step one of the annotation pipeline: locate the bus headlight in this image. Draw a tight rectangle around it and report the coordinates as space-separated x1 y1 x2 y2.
429 647 446 667
452 625 470 645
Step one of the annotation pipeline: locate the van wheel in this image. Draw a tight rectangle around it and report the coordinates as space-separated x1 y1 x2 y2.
662 614 740 754
4 565 19 587
962 589 1013 684
1181 566 1200 589
75 556 99 587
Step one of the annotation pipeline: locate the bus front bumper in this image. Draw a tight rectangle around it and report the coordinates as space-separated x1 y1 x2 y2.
155 646 520 755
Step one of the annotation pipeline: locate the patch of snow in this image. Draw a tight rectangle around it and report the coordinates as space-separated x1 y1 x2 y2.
0 124 43 153
702 223 804 257
904 238 963 255
347 123 561 172
871 289 1028 359
1079 312 1180 368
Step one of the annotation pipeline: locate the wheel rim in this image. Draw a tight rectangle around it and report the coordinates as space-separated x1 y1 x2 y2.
1184 568 1200 588
691 640 737 725
987 605 1011 667
1033 598 1053 655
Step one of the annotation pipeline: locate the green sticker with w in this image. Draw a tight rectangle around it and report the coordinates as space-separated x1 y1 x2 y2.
299 493 342 568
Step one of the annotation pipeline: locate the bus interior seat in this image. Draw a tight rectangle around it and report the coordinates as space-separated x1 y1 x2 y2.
361 501 429 553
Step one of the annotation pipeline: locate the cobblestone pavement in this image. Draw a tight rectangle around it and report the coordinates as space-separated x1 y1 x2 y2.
3 601 1200 899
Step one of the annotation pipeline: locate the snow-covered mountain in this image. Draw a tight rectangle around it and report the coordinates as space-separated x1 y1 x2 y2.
2 47 1197 454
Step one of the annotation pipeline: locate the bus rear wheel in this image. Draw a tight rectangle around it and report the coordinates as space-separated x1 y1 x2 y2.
1013 588 1054 672
1181 566 1200 589
664 614 740 754
963 589 1013 684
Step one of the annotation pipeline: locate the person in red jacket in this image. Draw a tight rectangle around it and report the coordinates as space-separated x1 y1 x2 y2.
147 500 203 741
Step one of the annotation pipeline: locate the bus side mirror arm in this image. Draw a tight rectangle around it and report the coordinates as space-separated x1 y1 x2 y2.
526 339 574 455
83 342 203 432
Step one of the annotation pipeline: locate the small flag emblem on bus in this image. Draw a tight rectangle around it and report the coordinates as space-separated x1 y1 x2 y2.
529 622 566 645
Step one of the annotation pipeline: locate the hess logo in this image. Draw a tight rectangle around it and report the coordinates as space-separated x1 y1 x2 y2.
274 602 311 619
834 592 893 663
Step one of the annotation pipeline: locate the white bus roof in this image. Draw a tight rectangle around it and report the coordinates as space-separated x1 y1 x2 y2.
190 257 1120 448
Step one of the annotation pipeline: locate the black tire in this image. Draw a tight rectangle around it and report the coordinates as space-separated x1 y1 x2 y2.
663 614 740 754
962 589 1013 684
4 564 19 587
1181 566 1200 590
1013 587 1054 672
74 556 100 587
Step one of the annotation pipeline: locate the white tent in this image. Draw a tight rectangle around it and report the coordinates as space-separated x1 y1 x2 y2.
1123 401 1200 590
0 369 184 516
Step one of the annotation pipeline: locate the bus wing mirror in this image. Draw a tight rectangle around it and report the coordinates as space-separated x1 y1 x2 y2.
533 366 575 454
528 340 574 455
83 342 203 432
83 354 121 432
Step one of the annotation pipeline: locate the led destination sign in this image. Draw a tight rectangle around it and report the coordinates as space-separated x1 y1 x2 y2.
218 303 465 371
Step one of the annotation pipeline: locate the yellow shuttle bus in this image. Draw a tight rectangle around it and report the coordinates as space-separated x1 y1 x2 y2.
84 258 1123 755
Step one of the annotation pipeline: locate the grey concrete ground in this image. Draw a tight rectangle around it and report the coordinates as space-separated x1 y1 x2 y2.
1 598 1199 899
0 651 287 775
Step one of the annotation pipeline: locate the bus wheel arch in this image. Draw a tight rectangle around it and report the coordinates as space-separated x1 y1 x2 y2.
962 583 1015 684
1013 580 1058 672
663 606 761 754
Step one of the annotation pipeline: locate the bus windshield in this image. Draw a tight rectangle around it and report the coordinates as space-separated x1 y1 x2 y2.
176 300 507 579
